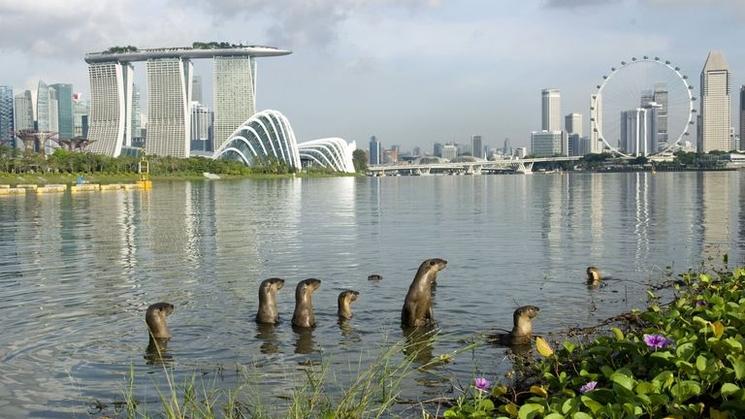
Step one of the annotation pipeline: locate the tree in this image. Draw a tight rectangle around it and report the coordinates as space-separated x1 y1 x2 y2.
352 149 368 172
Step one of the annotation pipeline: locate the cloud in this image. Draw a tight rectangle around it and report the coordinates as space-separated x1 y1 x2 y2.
543 0 621 8
170 0 440 49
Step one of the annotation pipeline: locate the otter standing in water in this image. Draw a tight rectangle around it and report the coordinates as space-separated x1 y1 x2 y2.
146 302 175 340
256 278 285 324
491 305 540 346
587 266 602 287
337 290 360 320
292 278 322 328
401 258 448 328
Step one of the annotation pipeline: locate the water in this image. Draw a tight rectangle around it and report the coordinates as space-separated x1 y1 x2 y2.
1 172 743 416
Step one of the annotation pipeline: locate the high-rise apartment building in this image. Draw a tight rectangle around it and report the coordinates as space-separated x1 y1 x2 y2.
621 105 659 156
146 58 193 158
699 50 731 153
369 135 381 164
14 90 34 131
542 89 561 131
471 135 483 159
213 56 255 150
50 83 73 139
740 86 745 150
86 62 134 156
564 113 583 137
0 86 14 145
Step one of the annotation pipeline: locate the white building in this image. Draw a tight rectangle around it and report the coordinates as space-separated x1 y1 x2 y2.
514 147 527 158
145 58 192 158
86 62 134 157
699 50 731 152
542 88 561 131
213 56 255 151
442 144 457 160
531 130 564 157
620 103 660 157
565 113 583 137
72 96 89 137
14 90 34 131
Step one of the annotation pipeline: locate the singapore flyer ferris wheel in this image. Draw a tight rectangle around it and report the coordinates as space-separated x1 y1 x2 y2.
590 56 695 157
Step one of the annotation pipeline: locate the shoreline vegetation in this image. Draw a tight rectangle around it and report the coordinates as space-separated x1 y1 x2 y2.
105 263 745 418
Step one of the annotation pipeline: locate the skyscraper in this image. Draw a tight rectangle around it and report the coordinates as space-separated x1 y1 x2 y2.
433 142 443 157
146 58 193 158
620 105 658 156
542 88 561 131
48 87 59 133
50 83 73 140
531 131 564 157
72 94 89 137
14 90 34 131
564 113 583 137
442 144 457 160
0 86 14 145
86 62 134 157
699 50 731 153
192 75 203 103
740 85 745 150
471 135 483 159
191 101 213 152
653 84 668 148
369 135 381 165
36 81 51 132
130 84 142 140
213 56 255 150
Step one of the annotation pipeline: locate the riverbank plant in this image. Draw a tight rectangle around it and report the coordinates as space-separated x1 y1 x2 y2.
445 266 745 418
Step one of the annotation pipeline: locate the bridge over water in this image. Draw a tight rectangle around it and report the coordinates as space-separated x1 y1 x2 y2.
367 156 582 175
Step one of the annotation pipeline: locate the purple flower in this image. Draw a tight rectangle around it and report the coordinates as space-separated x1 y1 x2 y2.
474 377 491 391
643 334 673 350
579 381 598 394
695 300 707 307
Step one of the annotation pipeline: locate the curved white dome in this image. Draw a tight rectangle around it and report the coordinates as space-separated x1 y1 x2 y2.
297 137 356 173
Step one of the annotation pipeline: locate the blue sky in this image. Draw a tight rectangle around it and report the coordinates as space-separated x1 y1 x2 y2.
1 0 743 151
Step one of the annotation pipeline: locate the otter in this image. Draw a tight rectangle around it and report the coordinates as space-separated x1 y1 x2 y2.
256 277 285 324
146 302 174 339
368 274 383 281
491 305 540 346
337 290 360 320
587 266 602 287
401 258 448 328
292 278 322 328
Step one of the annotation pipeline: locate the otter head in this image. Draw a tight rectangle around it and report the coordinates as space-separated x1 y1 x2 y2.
415 258 447 285
296 278 321 300
368 274 383 281
146 302 175 339
261 277 285 293
586 266 602 284
338 290 360 320
512 305 540 337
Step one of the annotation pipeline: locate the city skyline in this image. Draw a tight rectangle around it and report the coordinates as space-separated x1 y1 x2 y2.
2 1 745 150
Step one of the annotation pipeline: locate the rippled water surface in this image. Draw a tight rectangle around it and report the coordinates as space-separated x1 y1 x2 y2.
1 172 744 416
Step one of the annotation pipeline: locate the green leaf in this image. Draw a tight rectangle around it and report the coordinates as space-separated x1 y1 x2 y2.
563 341 576 353
652 371 675 389
477 398 495 412
670 380 702 402
561 397 577 414
701 273 712 283
650 351 674 361
580 395 603 414
544 414 564 419
611 327 624 341
572 413 593 419
732 357 745 379
721 383 740 397
676 342 696 360
517 403 545 419
610 371 636 391
696 355 708 372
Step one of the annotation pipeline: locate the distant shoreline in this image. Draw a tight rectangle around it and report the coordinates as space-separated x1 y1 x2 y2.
0 172 355 185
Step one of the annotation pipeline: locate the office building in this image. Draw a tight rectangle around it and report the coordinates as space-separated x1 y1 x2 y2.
14 90 33 131
433 142 443 157
50 83 73 139
48 87 59 133
471 135 483 159
531 130 564 157
565 113 583 137
620 103 660 156
0 86 13 145
72 94 89 138
36 81 51 132
146 58 193 158
442 144 457 160
699 50 731 152
514 147 527 158
131 84 142 140
390 144 400 162
542 88 561 131
369 135 381 164
191 101 213 152
192 75 203 103
740 86 745 150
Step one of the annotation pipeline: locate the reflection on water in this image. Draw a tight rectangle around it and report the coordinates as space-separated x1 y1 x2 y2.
1 173 745 415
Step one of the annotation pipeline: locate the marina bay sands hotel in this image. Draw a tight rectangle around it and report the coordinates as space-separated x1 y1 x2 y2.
84 45 291 157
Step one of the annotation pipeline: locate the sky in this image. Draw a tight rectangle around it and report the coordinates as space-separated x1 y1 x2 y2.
1 0 744 152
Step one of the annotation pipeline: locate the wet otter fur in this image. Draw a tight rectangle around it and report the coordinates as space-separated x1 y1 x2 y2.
401 258 448 328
